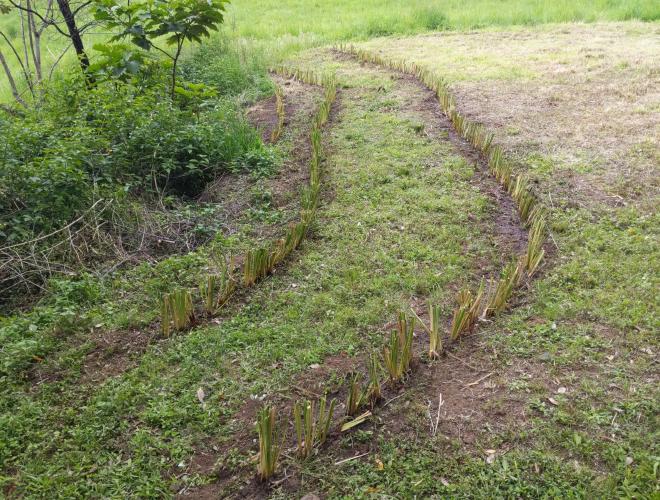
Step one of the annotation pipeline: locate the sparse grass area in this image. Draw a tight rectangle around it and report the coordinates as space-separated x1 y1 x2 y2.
358 23 660 212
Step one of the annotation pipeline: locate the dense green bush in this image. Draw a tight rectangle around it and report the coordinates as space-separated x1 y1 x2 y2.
0 65 267 243
179 37 273 101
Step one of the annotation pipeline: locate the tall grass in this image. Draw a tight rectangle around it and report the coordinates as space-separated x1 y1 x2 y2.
367 352 382 402
160 289 194 336
345 372 365 416
271 84 285 142
449 282 484 341
411 304 443 359
293 395 336 459
226 0 659 44
525 216 547 276
484 258 525 316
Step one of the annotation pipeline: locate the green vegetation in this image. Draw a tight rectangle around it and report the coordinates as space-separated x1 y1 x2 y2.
293 395 336 459
345 373 366 417
160 288 195 335
1 51 497 496
383 313 415 383
227 0 659 43
449 283 484 341
1 0 658 497
256 405 282 481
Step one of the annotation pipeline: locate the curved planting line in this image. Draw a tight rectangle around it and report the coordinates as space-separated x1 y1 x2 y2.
336 44 549 339
243 54 548 486
160 71 337 337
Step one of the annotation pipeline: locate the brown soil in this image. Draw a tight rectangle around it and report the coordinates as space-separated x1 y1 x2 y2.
201 75 324 241
247 93 280 144
80 326 157 384
178 319 547 499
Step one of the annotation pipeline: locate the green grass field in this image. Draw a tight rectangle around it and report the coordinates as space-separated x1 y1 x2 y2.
1 1 658 498
1 0 659 101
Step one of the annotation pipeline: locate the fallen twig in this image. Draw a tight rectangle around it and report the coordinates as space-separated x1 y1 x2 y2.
382 392 406 408
428 392 444 436
465 372 494 387
334 452 369 466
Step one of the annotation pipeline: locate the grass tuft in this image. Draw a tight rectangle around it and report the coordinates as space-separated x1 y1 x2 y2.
160 289 194 335
270 84 285 143
484 258 524 317
199 258 236 316
449 281 484 341
345 372 366 417
525 216 547 276
256 405 282 481
293 395 337 459
383 312 415 382
411 304 443 358
367 352 382 403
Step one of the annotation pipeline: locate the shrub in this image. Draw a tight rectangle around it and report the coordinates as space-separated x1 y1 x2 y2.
0 73 264 243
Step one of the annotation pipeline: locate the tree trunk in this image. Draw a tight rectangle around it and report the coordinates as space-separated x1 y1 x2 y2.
55 0 90 75
0 49 26 106
26 0 42 83
18 4 33 89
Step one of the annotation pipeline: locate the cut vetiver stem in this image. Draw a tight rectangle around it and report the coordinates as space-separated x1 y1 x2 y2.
256 405 282 481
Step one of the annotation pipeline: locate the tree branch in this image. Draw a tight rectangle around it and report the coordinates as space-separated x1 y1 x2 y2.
0 29 35 97
0 49 26 106
7 0 71 37
72 0 91 17
47 42 71 81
